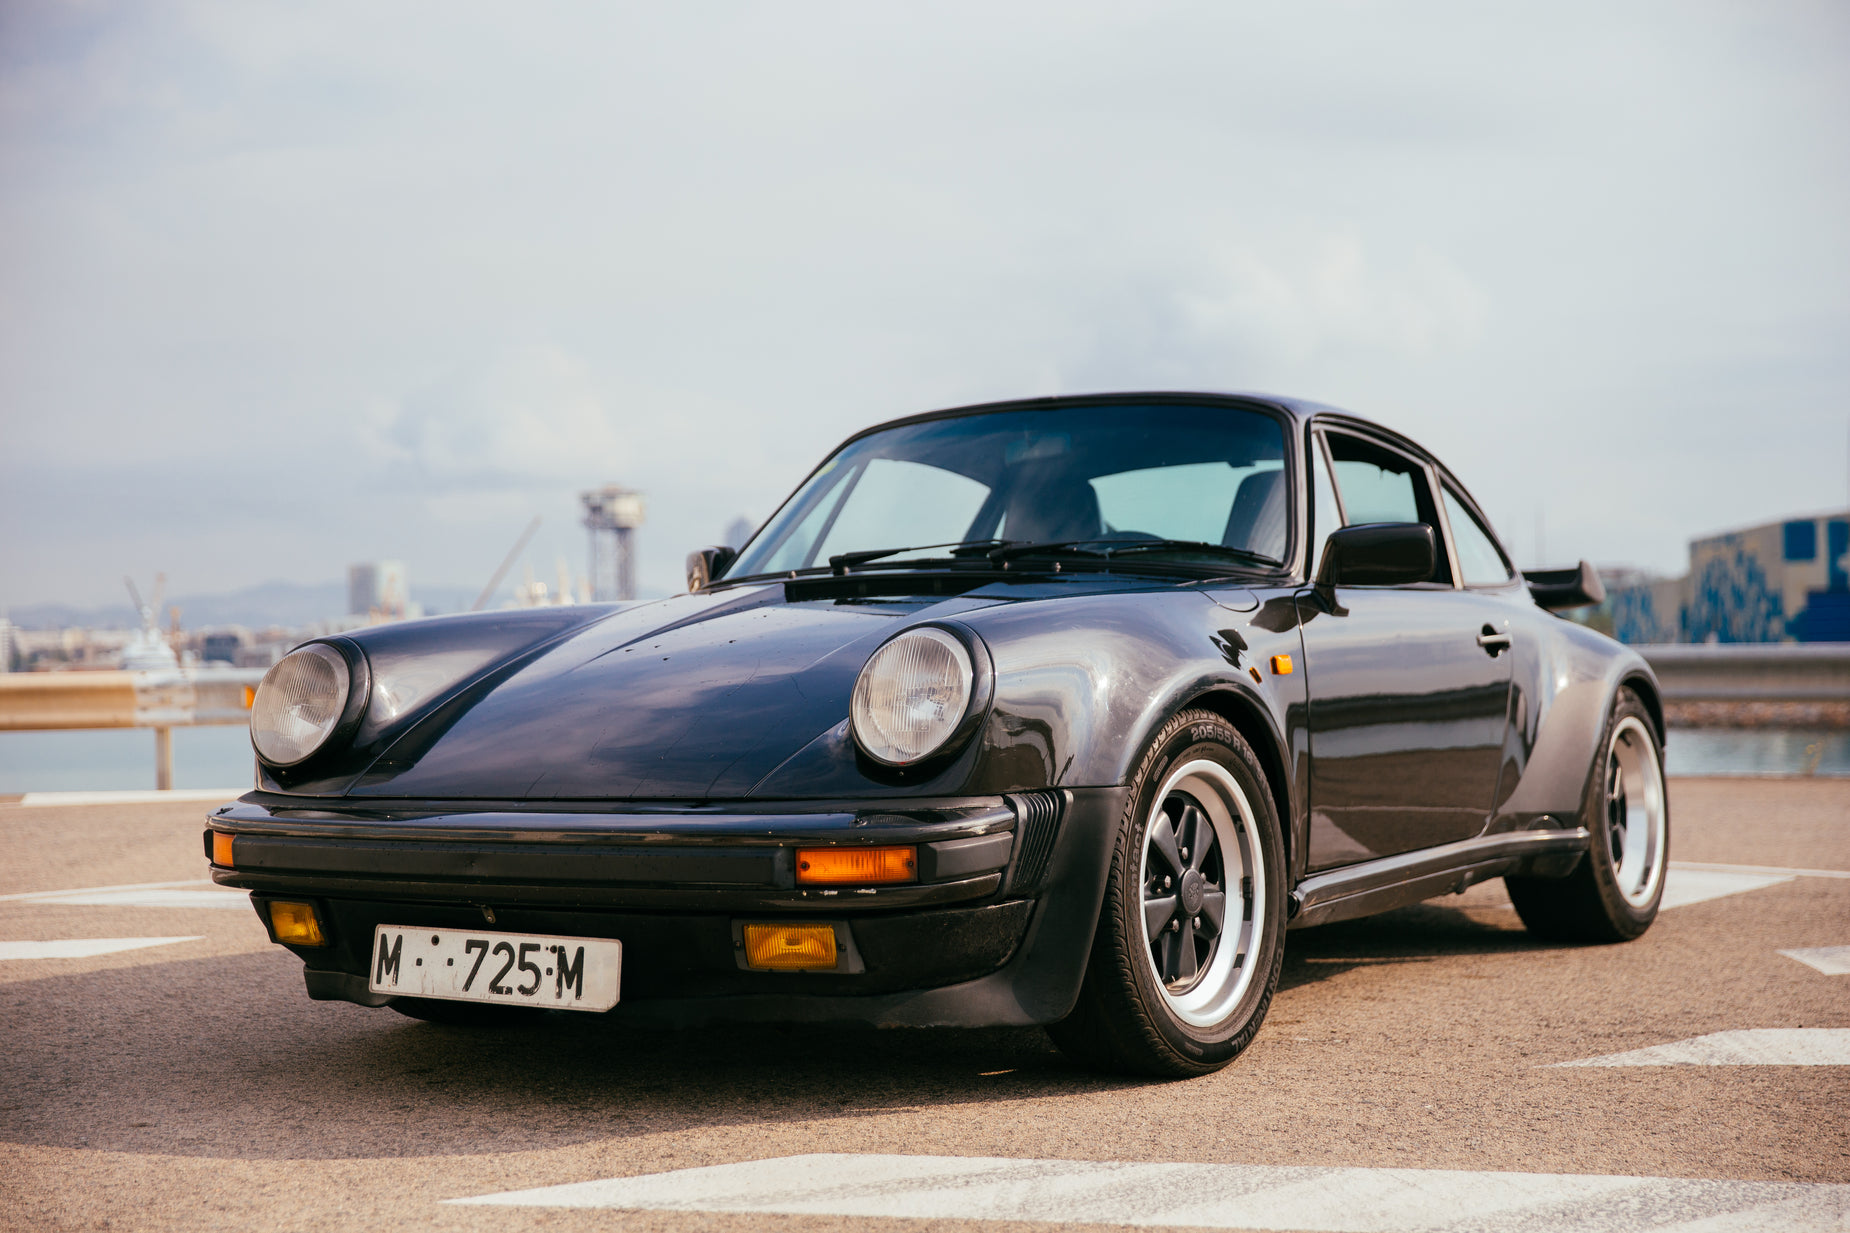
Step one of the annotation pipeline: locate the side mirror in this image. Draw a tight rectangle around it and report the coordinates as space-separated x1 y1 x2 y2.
1524 560 1605 611
686 546 737 592
1317 523 1435 587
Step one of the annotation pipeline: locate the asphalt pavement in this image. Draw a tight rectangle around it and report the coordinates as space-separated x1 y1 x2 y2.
1 777 1845 1232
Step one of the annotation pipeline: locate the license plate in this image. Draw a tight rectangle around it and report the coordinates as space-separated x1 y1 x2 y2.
367 925 621 1011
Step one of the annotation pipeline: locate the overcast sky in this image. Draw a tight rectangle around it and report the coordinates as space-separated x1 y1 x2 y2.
3 1 1846 611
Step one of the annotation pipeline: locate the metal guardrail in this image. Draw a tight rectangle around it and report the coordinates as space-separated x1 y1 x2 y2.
1636 644 1850 702
2 647 1841 792
0 668 263 789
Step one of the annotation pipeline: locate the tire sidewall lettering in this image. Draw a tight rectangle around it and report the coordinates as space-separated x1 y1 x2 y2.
1119 711 1287 1062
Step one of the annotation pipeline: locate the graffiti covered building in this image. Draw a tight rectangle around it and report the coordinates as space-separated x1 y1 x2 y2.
1597 510 1850 643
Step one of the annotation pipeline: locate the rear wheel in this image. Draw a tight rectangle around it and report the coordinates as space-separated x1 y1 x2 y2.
1048 709 1286 1077
1507 688 1668 942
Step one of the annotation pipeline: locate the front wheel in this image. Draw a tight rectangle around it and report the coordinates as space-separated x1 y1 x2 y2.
1048 709 1286 1077
1507 687 1669 942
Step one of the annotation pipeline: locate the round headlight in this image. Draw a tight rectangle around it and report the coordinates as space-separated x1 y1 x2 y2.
850 627 975 766
250 643 352 766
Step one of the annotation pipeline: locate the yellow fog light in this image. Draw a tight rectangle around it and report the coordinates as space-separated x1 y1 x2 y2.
211 832 235 867
742 923 838 971
268 900 327 947
796 845 917 885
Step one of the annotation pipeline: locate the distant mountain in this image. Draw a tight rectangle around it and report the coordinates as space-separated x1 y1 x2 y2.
8 579 480 631
6 578 674 631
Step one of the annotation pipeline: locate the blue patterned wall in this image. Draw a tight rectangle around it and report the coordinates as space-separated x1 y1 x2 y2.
1684 548 1786 643
1569 512 1847 643
1608 584 1676 644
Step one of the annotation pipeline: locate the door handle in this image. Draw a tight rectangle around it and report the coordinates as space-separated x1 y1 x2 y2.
1476 625 1511 656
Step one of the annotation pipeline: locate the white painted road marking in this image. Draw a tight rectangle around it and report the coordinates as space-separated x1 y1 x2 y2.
0 937 203 960
1671 860 1850 881
1556 1029 1850 1067
0 880 250 910
1781 946 1850 975
1658 868 1795 909
449 1153 1850 1231
1475 865 1798 912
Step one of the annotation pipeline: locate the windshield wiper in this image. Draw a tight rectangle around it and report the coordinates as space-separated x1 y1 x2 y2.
981 539 1111 563
827 539 1011 575
1102 539 1281 566
823 536 1276 579
985 539 1279 568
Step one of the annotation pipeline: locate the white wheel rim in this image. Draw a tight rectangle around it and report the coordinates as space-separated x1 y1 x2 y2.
1605 715 1667 907
1136 758 1267 1028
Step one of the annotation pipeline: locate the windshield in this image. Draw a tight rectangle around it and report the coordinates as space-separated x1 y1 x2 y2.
729 403 1291 577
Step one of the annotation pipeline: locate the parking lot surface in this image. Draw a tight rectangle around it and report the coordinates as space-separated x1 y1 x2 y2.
2 777 1845 1231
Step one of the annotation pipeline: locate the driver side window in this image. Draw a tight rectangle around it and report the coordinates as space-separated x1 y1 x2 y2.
1310 434 1344 579
1322 431 1453 585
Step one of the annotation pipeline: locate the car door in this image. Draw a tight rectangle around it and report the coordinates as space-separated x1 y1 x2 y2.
1295 426 1514 871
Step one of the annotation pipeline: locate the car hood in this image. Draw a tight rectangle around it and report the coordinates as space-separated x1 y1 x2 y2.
343 586 932 801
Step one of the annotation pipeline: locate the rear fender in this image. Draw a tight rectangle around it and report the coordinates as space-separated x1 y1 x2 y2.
1494 614 1657 831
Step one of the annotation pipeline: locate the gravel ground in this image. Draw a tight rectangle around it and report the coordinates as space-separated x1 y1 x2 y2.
1 777 1844 1231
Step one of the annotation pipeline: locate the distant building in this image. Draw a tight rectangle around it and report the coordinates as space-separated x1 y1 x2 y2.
724 515 756 551
0 614 13 673
198 628 245 664
1596 509 1850 643
581 486 646 602
348 560 413 620
234 641 290 669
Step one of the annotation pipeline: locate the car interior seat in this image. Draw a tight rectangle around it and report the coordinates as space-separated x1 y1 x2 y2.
1222 468 1287 560
1002 467 1104 543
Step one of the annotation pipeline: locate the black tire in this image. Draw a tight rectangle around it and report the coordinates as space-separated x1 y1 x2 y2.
1047 708 1287 1077
1507 687 1669 943
388 997 544 1026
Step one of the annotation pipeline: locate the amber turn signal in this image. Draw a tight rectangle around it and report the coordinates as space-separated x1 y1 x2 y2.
211 832 235 867
1270 654 1294 676
795 845 917 885
267 900 327 947
742 923 838 970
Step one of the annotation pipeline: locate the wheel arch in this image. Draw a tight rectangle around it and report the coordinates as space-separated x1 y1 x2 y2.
1617 670 1666 746
1167 685 1295 874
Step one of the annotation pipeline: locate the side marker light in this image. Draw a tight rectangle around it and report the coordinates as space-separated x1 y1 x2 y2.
212 832 235 866
742 923 838 970
267 900 326 947
796 846 917 885
1271 654 1294 676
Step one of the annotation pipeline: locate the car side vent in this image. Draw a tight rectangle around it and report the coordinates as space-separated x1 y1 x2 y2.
1004 790 1064 895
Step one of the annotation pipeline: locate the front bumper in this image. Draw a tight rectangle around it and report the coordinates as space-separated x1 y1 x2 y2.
208 788 1125 1027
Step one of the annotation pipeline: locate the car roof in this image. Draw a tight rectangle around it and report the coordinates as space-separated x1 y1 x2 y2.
850 390 1492 528
854 389 1434 459
864 390 1327 434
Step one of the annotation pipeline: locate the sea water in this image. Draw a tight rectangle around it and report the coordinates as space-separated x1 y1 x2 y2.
2 724 1847 795
0 727 257 793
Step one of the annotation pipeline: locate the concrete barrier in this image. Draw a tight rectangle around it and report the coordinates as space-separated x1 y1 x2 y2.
0 668 264 730
1637 644 1850 702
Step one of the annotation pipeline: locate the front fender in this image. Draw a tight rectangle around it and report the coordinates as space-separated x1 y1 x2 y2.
748 587 1306 812
963 587 1304 794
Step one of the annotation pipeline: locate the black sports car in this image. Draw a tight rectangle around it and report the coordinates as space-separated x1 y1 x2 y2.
209 392 1668 1076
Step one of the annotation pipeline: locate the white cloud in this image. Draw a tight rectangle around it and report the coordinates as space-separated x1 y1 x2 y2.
1181 230 1490 368
361 344 624 492
0 0 1846 605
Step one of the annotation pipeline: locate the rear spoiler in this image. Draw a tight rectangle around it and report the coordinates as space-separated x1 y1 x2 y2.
1523 560 1605 612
